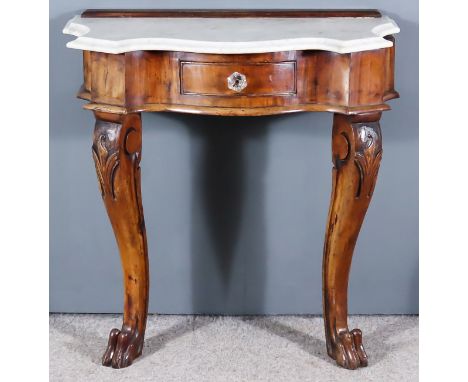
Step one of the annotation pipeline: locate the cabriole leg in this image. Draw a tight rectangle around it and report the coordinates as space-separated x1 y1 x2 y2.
91 111 149 369
322 112 383 369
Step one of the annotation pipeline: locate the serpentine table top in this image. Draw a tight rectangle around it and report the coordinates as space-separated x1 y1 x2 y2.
64 12 399 54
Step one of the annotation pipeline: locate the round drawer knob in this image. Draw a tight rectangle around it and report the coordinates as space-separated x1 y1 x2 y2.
227 72 247 92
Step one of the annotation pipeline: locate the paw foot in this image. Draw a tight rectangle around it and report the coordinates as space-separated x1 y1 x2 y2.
332 328 368 369
102 326 143 368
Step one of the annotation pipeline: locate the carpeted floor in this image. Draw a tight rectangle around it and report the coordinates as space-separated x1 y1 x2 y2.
50 314 418 382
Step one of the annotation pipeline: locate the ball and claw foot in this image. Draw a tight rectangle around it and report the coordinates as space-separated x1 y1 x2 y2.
102 326 143 369
330 328 368 370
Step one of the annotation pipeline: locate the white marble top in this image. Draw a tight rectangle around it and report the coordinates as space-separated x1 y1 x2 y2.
63 16 399 54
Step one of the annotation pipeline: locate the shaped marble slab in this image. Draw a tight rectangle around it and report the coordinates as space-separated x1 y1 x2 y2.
63 16 400 54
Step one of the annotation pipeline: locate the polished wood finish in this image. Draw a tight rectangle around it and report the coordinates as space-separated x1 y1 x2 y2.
180 61 296 96
72 10 398 370
78 49 398 117
82 9 382 18
90 53 125 105
383 35 399 101
82 102 391 117
92 111 148 368
323 112 383 369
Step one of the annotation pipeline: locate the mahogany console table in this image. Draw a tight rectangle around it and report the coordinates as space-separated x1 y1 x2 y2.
64 9 400 370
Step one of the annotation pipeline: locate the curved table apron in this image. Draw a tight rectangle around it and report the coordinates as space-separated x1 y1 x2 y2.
63 9 400 370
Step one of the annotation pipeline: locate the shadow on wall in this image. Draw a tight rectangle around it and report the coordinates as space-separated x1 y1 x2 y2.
379 13 419 143
184 115 271 314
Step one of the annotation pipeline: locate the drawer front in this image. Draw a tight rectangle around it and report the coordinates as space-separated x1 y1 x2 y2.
180 61 296 96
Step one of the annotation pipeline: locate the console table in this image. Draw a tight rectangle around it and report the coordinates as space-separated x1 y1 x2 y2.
63 9 400 370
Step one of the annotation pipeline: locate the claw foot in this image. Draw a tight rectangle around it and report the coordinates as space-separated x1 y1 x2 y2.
102 325 144 368
330 328 368 369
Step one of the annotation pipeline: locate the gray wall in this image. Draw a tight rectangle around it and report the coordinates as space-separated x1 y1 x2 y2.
50 1 418 314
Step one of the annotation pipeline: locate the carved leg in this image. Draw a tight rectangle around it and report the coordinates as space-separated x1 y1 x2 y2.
91 111 148 369
322 112 382 369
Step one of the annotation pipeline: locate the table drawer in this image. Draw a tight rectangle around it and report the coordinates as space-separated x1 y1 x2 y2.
180 61 296 96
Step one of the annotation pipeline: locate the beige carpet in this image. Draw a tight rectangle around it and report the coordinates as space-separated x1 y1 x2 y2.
50 314 418 382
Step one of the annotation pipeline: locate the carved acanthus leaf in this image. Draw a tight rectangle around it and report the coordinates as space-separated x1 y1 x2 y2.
92 130 120 200
353 124 382 198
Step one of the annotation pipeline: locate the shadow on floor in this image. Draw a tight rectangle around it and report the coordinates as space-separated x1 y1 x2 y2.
241 316 332 365
141 316 210 360
52 315 211 365
52 314 418 368
51 315 110 366
364 316 419 366
241 315 418 367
